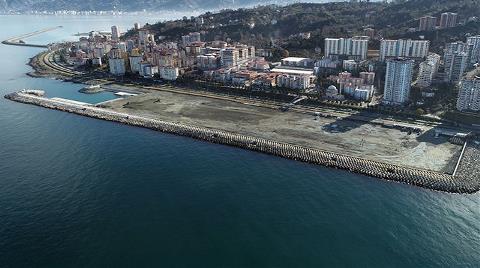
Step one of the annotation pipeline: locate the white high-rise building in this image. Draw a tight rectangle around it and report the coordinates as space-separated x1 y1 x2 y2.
117 42 127 53
276 74 311 90
444 42 470 83
182 32 201 46
159 66 180 81
138 30 155 49
220 47 239 67
129 55 143 73
419 16 437 31
108 48 125 76
197 54 219 70
416 53 441 88
360 72 375 85
111 25 120 41
383 58 414 105
456 75 480 111
440 12 458 29
138 30 148 44
324 36 369 60
379 39 429 61
109 58 125 76
126 40 135 52
467 35 480 67
108 48 122 59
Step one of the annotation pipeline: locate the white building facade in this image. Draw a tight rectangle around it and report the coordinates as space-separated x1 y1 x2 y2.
383 58 414 105
220 47 239 67
129 55 143 73
197 54 219 70
182 32 201 46
444 42 469 83
108 58 126 76
324 36 369 60
416 53 441 88
456 76 480 111
159 66 180 81
276 74 311 90
419 16 437 31
379 39 429 61
467 35 480 68
440 12 457 29
111 25 120 41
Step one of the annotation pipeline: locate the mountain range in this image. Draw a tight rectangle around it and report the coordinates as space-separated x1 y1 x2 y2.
0 0 340 12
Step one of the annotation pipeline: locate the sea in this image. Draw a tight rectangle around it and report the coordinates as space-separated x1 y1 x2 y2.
0 14 479 267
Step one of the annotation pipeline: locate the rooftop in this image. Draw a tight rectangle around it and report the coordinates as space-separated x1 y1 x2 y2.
465 67 480 79
281 57 311 62
271 67 313 75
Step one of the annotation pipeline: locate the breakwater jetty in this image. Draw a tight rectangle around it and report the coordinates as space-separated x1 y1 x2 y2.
2 26 62 48
5 90 480 194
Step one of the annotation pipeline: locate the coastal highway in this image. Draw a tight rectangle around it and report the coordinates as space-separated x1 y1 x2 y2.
2 26 62 48
41 50 83 76
37 48 478 134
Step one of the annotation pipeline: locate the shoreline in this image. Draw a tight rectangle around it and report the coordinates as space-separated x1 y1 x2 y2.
5 90 480 194
16 49 480 194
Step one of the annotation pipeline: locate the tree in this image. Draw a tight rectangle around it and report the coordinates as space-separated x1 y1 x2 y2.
271 48 289 61
415 108 425 116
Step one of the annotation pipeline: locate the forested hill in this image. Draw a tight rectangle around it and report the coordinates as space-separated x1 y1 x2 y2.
0 0 335 12
137 0 480 55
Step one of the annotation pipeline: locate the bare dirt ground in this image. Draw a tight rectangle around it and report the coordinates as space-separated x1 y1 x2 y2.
103 90 462 173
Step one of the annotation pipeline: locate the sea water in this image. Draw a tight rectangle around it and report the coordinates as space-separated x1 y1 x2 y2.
0 15 479 267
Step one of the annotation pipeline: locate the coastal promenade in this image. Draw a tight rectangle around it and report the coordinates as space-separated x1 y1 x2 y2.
1 26 62 48
5 90 480 194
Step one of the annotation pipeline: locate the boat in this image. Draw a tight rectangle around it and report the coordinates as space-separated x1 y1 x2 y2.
82 85 101 90
79 84 102 94
114 92 137 97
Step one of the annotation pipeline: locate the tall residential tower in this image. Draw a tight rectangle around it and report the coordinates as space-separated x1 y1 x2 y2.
324 36 369 60
439 12 458 28
383 58 414 105
419 16 437 31
379 39 429 61
444 42 470 83
457 74 480 111
467 35 480 68
111 25 120 41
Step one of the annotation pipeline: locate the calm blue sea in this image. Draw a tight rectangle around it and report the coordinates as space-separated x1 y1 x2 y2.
0 15 479 267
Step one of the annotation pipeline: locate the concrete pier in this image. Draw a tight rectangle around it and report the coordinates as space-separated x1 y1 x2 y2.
5 90 480 194
2 26 62 48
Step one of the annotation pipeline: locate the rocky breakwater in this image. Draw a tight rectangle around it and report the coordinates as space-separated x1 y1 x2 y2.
5 90 479 194
452 139 480 192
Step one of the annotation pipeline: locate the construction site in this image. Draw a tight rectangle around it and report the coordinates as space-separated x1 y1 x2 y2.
100 84 464 174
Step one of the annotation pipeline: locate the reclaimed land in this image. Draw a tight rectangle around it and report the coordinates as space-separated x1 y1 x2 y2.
103 87 461 174
5 91 480 194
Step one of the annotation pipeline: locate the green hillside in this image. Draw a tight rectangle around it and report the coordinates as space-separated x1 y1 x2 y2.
138 0 480 55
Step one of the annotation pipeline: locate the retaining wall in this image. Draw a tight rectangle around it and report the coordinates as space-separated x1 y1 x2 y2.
5 91 479 194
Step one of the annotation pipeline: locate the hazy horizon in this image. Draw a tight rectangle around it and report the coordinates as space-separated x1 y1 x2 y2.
0 0 376 13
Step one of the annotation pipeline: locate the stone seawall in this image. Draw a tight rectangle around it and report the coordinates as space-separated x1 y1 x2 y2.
5 91 479 194
1 40 48 48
